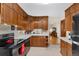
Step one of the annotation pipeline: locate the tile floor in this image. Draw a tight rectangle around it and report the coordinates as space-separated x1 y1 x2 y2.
27 45 62 56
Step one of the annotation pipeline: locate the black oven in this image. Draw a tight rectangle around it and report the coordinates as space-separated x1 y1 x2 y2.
12 38 30 56
0 33 14 56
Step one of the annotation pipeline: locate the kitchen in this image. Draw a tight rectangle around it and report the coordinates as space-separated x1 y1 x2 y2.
0 3 79 56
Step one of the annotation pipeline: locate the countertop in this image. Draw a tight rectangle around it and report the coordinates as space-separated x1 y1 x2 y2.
0 30 14 35
61 37 79 46
31 33 49 36
60 37 72 44
14 34 31 39
14 31 49 39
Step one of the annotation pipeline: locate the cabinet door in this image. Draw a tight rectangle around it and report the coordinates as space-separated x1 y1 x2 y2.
60 40 66 56
30 36 48 47
66 42 72 56
13 4 19 13
70 4 76 14
43 19 48 30
3 4 13 25
65 14 72 31
39 17 48 30
4 4 9 24
65 7 70 17
75 3 79 13
30 36 35 46
18 15 22 26
1 3 4 24
61 20 66 37
12 10 18 25
26 22 30 31
9 8 13 25
5 3 13 9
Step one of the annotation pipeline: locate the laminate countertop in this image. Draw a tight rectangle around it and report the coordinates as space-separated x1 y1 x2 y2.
61 37 72 44
0 30 14 35
14 32 49 39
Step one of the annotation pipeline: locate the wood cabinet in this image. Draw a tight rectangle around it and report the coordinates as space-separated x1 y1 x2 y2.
12 10 18 25
30 16 48 30
65 3 79 32
40 17 48 30
0 3 29 30
0 3 48 31
60 39 72 56
1 3 4 24
65 14 72 31
30 36 48 47
75 3 79 12
66 42 72 56
1 3 16 25
61 20 66 37
60 39 66 56
3 4 11 24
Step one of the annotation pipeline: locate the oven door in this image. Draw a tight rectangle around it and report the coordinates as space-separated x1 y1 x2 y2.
12 39 30 56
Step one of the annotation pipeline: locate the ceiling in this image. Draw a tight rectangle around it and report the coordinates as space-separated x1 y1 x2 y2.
18 3 72 18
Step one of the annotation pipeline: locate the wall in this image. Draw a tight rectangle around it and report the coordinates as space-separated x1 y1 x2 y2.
48 16 62 43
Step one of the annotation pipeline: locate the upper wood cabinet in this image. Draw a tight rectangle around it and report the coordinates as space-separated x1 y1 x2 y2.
70 4 76 14
1 3 48 31
61 20 66 37
1 3 28 30
65 7 70 17
30 16 48 30
65 14 72 31
3 4 11 24
5 3 13 9
1 3 4 24
41 17 48 30
12 10 18 25
75 3 79 12
13 3 19 13
65 3 79 32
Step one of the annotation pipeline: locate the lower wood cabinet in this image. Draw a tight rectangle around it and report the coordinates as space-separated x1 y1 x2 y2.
66 42 72 56
30 36 48 47
60 39 72 56
60 40 66 56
